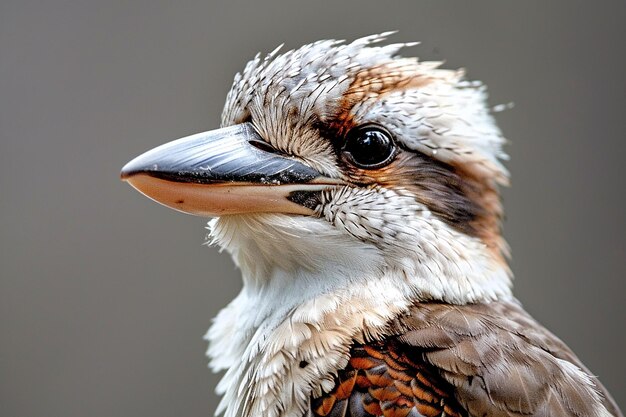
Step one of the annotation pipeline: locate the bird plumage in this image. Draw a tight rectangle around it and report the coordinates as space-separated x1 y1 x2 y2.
121 34 622 417
310 301 622 417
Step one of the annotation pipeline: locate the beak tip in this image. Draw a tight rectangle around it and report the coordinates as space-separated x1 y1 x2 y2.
120 154 153 182
120 160 141 182
120 163 133 182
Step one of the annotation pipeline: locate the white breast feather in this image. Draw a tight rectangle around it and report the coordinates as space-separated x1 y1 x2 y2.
205 209 512 417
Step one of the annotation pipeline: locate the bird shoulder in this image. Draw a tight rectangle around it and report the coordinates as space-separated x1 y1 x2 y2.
309 300 621 417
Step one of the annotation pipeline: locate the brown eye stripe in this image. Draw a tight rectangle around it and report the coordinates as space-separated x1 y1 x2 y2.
344 152 484 235
337 150 506 265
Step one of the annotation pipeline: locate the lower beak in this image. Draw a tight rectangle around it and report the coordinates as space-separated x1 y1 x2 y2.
120 123 340 216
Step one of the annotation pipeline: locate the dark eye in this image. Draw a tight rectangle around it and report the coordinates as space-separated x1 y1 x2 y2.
342 125 396 169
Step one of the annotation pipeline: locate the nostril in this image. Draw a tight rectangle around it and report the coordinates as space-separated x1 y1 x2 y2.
248 139 279 154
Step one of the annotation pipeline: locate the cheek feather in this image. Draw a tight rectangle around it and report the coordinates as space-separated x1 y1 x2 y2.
340 151 506 263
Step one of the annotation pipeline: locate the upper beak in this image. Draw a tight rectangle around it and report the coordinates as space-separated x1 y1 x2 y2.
120 122 341 216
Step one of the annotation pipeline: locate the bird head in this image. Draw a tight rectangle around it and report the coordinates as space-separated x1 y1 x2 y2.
121 33 512 304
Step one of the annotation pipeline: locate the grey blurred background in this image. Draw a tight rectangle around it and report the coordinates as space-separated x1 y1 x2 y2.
1 1 625 416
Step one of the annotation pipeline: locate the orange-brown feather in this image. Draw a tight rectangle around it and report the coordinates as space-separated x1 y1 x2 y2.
329 64 435 138
310 342 466 417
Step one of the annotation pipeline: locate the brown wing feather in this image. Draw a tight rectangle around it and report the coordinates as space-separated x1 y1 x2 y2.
398 301 622 417
310 342 467 417
309 300 623 417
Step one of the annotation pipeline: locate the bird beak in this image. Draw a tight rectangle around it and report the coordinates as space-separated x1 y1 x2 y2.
120 122 340 217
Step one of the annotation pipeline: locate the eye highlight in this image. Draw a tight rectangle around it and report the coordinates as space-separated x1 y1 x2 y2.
342 125 396 169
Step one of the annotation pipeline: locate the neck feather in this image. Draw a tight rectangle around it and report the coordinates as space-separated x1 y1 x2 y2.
204 214 512 417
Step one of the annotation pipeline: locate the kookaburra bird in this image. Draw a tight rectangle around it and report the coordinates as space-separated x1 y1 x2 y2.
121 34 622 417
